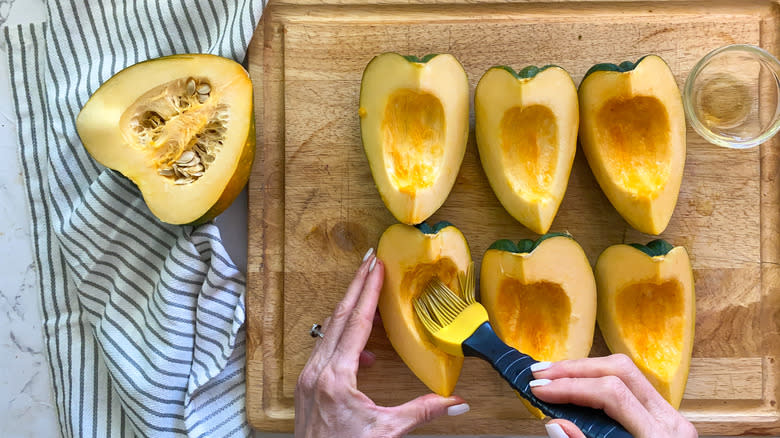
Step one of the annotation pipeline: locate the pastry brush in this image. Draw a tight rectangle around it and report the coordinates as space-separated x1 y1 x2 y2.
413 263 632 438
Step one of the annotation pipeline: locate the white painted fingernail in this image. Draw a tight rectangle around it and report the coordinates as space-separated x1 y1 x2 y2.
368 257 378 272
529 379 551 388
362 247 374 263
447 403 470 416
531 361 552 372
545 422 569 438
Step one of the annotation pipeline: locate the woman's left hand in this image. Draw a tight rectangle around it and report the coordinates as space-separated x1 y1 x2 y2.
294 250 468 438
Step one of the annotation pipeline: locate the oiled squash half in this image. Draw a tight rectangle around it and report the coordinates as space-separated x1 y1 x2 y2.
475 66 579 234
360 53 469 225
595 240 695 409
481 233 596 418
481 233 596 362
377 222 471 396
579 55 685 235
76 54 254 225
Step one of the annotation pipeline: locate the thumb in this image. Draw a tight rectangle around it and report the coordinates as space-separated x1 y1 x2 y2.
546 419 586 438
383 394 468 435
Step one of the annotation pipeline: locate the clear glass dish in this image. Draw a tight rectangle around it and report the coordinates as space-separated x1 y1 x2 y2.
683 44 780 149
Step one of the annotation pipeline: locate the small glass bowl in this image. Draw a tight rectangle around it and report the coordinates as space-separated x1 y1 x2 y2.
683 44 780 149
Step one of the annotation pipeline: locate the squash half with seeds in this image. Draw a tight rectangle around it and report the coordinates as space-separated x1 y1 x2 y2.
76 54 254 225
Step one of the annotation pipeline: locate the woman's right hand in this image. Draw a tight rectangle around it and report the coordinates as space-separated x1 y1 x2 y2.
529 354 698 438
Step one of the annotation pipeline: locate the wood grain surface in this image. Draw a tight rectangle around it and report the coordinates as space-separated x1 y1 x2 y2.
246 0 780 434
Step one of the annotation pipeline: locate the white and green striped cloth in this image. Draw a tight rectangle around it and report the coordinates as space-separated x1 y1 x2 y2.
5 1 264 436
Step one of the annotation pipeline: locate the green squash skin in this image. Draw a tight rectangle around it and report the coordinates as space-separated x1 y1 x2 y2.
494 64 562 80
487 232 572 254
416 221 455 235
581 55 652 81
402 54 439 63
628 239 675 257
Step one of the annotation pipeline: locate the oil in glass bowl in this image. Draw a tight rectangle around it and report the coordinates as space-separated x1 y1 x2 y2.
684 44 780 149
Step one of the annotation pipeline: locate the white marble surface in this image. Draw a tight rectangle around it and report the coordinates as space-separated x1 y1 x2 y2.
0 3 61 438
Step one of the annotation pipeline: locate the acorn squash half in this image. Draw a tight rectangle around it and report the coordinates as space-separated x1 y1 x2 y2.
360 53 469 225
595 240 695 409
475 66 579 234
481 233 597 417
481 233 597 364
578 55 685 235
76 54 254 225
377 222 471 396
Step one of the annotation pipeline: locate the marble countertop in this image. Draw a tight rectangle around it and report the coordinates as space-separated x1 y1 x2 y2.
0 3 61 437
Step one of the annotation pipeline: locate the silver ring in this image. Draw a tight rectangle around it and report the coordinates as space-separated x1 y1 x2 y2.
310 323 324 339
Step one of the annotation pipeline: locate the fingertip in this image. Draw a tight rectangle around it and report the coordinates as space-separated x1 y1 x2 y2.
447 403 470 417
368 256 381 273
546 420 585 438
531 361 553 374
545 422 569 438
358 350 376 368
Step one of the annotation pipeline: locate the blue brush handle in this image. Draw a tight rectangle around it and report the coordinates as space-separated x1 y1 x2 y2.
462 322 633 438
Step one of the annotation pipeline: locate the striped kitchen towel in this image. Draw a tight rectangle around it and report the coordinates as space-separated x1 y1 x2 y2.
5 1 264 436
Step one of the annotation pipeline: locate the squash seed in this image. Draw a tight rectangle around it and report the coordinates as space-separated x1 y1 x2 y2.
186 78 196 96
174 177 195 185
196 83 211 94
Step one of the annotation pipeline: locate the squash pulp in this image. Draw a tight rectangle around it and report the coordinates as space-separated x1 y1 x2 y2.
475 66 579 234
481 234 597 362
360 53 469 225
76 54 254 225
377 222 471 396
579 55 685 235
595 241 695 409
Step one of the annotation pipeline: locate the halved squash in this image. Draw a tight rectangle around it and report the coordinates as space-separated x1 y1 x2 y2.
377 222 471 396
481 233 596 363
595 240 695 409
475 66 579 234
578 55 685 235
481 233 597 417
76 54 254 225
360 53 469 225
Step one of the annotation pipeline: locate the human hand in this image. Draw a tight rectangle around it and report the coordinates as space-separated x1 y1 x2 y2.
529 354 698 438
294 249 469 438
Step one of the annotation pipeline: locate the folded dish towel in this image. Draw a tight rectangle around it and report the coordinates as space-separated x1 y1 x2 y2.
5 1 264 436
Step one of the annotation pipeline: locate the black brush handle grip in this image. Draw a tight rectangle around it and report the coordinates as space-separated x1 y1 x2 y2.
462 322 633 438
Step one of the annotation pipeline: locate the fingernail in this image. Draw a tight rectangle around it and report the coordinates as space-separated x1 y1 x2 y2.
368 257 378 272
447 403 470 416
545 422 569 438
531 361 552 373
362 247 374 263
529 379 551 388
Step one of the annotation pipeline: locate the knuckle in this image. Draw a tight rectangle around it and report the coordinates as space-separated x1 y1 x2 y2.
348 308 373 331
297 369 316 392
315 369 338 394
333 301 352 320
610 353 635 370
332 360 354 378
678 421 699 438
602 375 628 398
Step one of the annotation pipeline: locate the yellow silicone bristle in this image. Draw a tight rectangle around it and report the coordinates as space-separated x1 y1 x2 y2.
458 262 476 304
413 262 476 333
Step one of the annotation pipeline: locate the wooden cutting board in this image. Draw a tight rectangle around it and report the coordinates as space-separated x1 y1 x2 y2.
245 0 780 434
